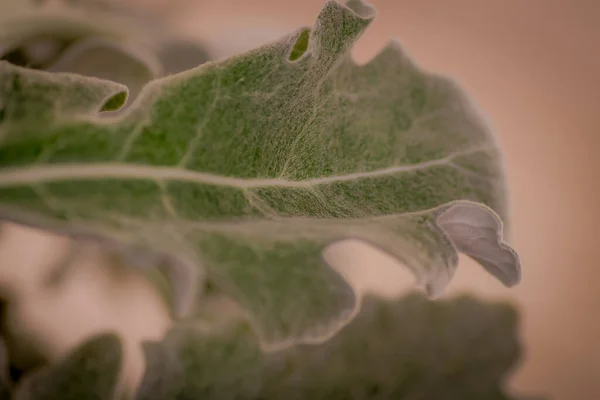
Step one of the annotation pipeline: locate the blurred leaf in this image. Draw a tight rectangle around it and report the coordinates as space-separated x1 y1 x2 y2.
0 0 519 349
136 293 528 400
0 336 13 399
156 38 211 76
13 333 122 400
0 0 37 17
47 37 158 105
0 0 210 89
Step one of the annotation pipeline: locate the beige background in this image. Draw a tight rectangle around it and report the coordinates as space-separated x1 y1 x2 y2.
0 1 599 399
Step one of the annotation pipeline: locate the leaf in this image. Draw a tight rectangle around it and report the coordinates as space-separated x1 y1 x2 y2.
0 0 36 18
0 336 13 399
0 2 209 89
0 0 520 348
136 293 531 400
13 333 122 400
46 38 159 106
0 10 128 69
155 38 211 77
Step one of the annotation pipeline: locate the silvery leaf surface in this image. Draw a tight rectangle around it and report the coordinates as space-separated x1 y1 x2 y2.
0 0 520 348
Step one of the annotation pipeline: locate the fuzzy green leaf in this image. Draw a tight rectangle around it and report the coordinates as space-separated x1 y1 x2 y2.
0 0 520 348
136 294 528 400
13 333 122 400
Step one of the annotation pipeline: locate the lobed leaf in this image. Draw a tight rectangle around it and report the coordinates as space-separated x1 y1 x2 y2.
0 0 520 348
136 294 529 400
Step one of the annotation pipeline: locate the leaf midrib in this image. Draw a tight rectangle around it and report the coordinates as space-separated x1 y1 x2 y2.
0 146 491 189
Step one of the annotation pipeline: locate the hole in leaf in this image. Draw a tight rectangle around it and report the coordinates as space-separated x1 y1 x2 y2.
101 90 128 112
289 28 310 61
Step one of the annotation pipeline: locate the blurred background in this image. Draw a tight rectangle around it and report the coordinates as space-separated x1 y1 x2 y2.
0 0 598 399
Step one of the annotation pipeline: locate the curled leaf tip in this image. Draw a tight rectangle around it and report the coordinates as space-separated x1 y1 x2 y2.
345 0 377 19
437 201 521 287
309 0 375 62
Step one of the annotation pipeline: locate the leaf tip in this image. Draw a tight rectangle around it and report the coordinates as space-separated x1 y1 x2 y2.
344 0 377 20
436 201 522 288
308 0 376 62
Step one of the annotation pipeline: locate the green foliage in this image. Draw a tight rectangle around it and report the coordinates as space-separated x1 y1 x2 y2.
0 0 520 348
138 293 525 400
0 0 527 399
13 334 122 400
0 295 531 400
0 337 12 399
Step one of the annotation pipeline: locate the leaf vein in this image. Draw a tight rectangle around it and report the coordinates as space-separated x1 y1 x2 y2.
0 146 492 189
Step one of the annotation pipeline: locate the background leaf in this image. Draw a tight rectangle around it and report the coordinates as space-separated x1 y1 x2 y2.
136 293 529 400
13 333 122 400
0 335 13 399
0 0 210 96
46 37 158 106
